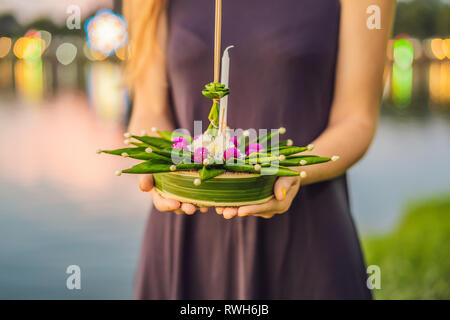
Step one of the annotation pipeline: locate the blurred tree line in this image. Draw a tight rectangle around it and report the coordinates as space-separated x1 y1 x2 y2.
0 0 122 38
394 0 450 37
0 13 85 38
0 0 449 39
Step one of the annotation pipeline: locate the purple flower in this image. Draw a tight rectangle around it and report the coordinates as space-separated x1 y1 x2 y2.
172 136 189 150
223 147 241 161
229 136 239 147
194 147 209 163
193 135 200 140
246 143 263 156
172 136 188 144
172 142 189 150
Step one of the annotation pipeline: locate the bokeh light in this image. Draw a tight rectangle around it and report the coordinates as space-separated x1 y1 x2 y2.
83 43 96 61
39 30 52 50
56 43 78 66
429 61 450 104
391 38 414 108
90 48 108 61
85 9 128 57
431 38 446 60
0 37 12 58
393 38 414 68
115 45 128 61
444 39 450 59
14 59 43 102
87 62 128 122
24 29 41 38
392 63 413 107
13 37 45 61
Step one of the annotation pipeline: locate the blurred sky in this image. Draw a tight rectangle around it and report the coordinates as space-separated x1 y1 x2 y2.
0 0 112 24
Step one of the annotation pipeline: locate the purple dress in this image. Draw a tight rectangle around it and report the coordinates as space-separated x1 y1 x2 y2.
135 0 372 299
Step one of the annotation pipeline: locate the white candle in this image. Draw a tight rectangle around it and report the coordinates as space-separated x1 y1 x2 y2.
219 45 234 132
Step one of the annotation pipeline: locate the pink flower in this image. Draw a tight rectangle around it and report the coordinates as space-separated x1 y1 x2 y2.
194 147 209 163
172 136 189 150
172 142 189 150
229 136 239 147
172 136 188 144
223 147 241 161
246 143 263 156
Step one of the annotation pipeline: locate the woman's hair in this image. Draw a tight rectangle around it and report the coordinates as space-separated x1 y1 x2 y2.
123 0 168 85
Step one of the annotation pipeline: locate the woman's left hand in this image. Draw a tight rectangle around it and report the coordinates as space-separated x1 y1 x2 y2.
216 176 301 219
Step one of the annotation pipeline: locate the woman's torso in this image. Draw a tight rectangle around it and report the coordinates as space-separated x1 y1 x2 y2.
167 0 340 142
134 0 372 300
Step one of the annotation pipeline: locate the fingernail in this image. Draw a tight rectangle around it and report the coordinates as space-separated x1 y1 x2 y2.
281 187 286 200
238 212 249 217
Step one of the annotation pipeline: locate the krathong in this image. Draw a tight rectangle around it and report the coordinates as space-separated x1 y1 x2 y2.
97 0 339 207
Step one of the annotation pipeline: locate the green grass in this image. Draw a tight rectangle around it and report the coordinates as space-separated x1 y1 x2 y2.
362 195 450 299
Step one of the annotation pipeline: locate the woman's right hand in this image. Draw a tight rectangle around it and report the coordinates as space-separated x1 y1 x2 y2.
139 175 208 215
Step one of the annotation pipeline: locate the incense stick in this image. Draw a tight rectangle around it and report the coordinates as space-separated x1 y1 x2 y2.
214 0 222 83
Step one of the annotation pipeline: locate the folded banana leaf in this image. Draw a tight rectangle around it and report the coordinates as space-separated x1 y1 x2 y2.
122 162 202 174
280 156 331 166
132 135 173 150
154 171 276 207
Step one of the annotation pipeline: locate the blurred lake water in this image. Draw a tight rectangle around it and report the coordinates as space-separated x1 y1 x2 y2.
0 59 449 299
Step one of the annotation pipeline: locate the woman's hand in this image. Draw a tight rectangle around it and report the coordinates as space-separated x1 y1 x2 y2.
139 175 209 215
215 176 301 219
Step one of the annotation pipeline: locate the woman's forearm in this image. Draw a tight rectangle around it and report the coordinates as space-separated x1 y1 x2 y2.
298 113 378 186
293 0 394 186
127 63 175 135
127 105 175 135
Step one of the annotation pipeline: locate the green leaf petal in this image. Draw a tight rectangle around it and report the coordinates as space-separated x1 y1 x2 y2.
278 146 308 156
131 135 173 150
130 142 149 148
261 166 300 176
224 163 259 173
175 163 203 170
101 147 146 156
122 162 173 174
207 101 220 131
224 163 299 176
199 166 226 181
246 155 280 164
151 148 192 163
100 147 172 161
157 131 193 143
280 156 330 166
122 162 202 174
128 152 172 162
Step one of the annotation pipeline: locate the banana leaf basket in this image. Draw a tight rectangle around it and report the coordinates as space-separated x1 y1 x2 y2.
97 124 338 207
153 171 276 207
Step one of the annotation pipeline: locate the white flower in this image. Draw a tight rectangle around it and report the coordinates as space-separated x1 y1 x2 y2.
187 132 243 163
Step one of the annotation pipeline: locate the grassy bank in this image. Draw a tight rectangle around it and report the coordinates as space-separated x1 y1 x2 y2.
362 196 450 299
